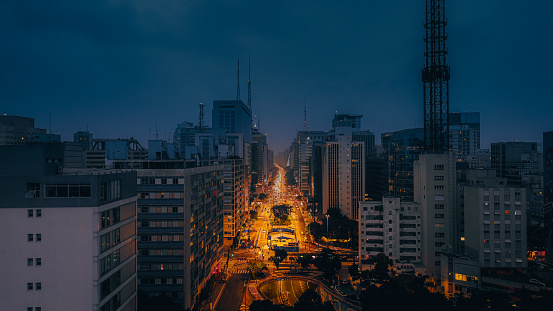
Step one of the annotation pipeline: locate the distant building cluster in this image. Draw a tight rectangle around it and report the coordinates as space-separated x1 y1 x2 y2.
280 111 551 297
0 87 273 310
0 101 551 306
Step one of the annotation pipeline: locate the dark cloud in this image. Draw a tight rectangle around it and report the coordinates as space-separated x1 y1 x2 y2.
0 0 551 150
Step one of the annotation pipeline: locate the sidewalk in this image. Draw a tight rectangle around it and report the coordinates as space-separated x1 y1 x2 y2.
202 280 227 311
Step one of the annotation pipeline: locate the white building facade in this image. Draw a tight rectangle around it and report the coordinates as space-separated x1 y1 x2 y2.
0 167 137 311
322 127 365 220
359 198 421 269
414 152 456 280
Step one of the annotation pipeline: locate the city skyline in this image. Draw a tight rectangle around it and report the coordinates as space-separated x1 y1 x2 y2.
1 1 552 151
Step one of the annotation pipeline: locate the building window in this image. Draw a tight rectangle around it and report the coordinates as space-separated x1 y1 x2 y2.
36 209 41 217
100 180 121 202
36 234 41 242
28 209 33 217
27 258 33 266
27 283 33 290
35 283 41 290
36 308 42 311
36 258 41 266
28 234 33 242
434 176 444 181
434 165 444 170
26 183 41 198
45 184 91 198
27 308 33 311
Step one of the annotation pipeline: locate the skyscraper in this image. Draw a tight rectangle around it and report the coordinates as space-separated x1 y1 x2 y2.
212 99 252 145
414 153 456 279
490 141 539 186
449 112 480 160
135 164 224 309
381 128 424 201
322 126 365 220
544 131 553 263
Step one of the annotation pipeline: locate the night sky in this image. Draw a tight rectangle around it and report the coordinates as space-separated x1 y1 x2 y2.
1 1 552 151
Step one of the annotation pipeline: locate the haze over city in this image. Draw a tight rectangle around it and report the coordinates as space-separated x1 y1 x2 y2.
1 0 552 151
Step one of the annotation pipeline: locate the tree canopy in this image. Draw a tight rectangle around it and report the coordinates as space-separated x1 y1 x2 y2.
313 248 341 282
269 249 288 270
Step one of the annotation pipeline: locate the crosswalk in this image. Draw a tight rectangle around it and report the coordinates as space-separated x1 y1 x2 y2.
229 268 249 274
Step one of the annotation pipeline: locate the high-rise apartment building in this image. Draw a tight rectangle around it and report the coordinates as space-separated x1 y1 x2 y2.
414 153 456 279
202 158 246 246
322 127 365 220
212 100 252 145
464 186 527 269
455 169 507 254
359 198 421 269
365 156 388 201
251 128 269 186
381 128 424 201
173 121 207 158
491 142 539 186
449 112 480 161
0 145 138 311
296 131 327 196
135 164 224 310
544 131 553 264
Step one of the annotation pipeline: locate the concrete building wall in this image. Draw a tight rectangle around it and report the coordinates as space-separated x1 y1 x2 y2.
359 198 421 269
322 128 365 220
0 207 95 310
464 186 528 268
136 165 223 310
0 170 137 311
414 152 456 280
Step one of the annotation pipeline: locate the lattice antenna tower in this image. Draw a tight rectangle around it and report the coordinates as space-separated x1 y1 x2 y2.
303 99 308 131
199 102 205 133
236 58 241 100
422 0 450 153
